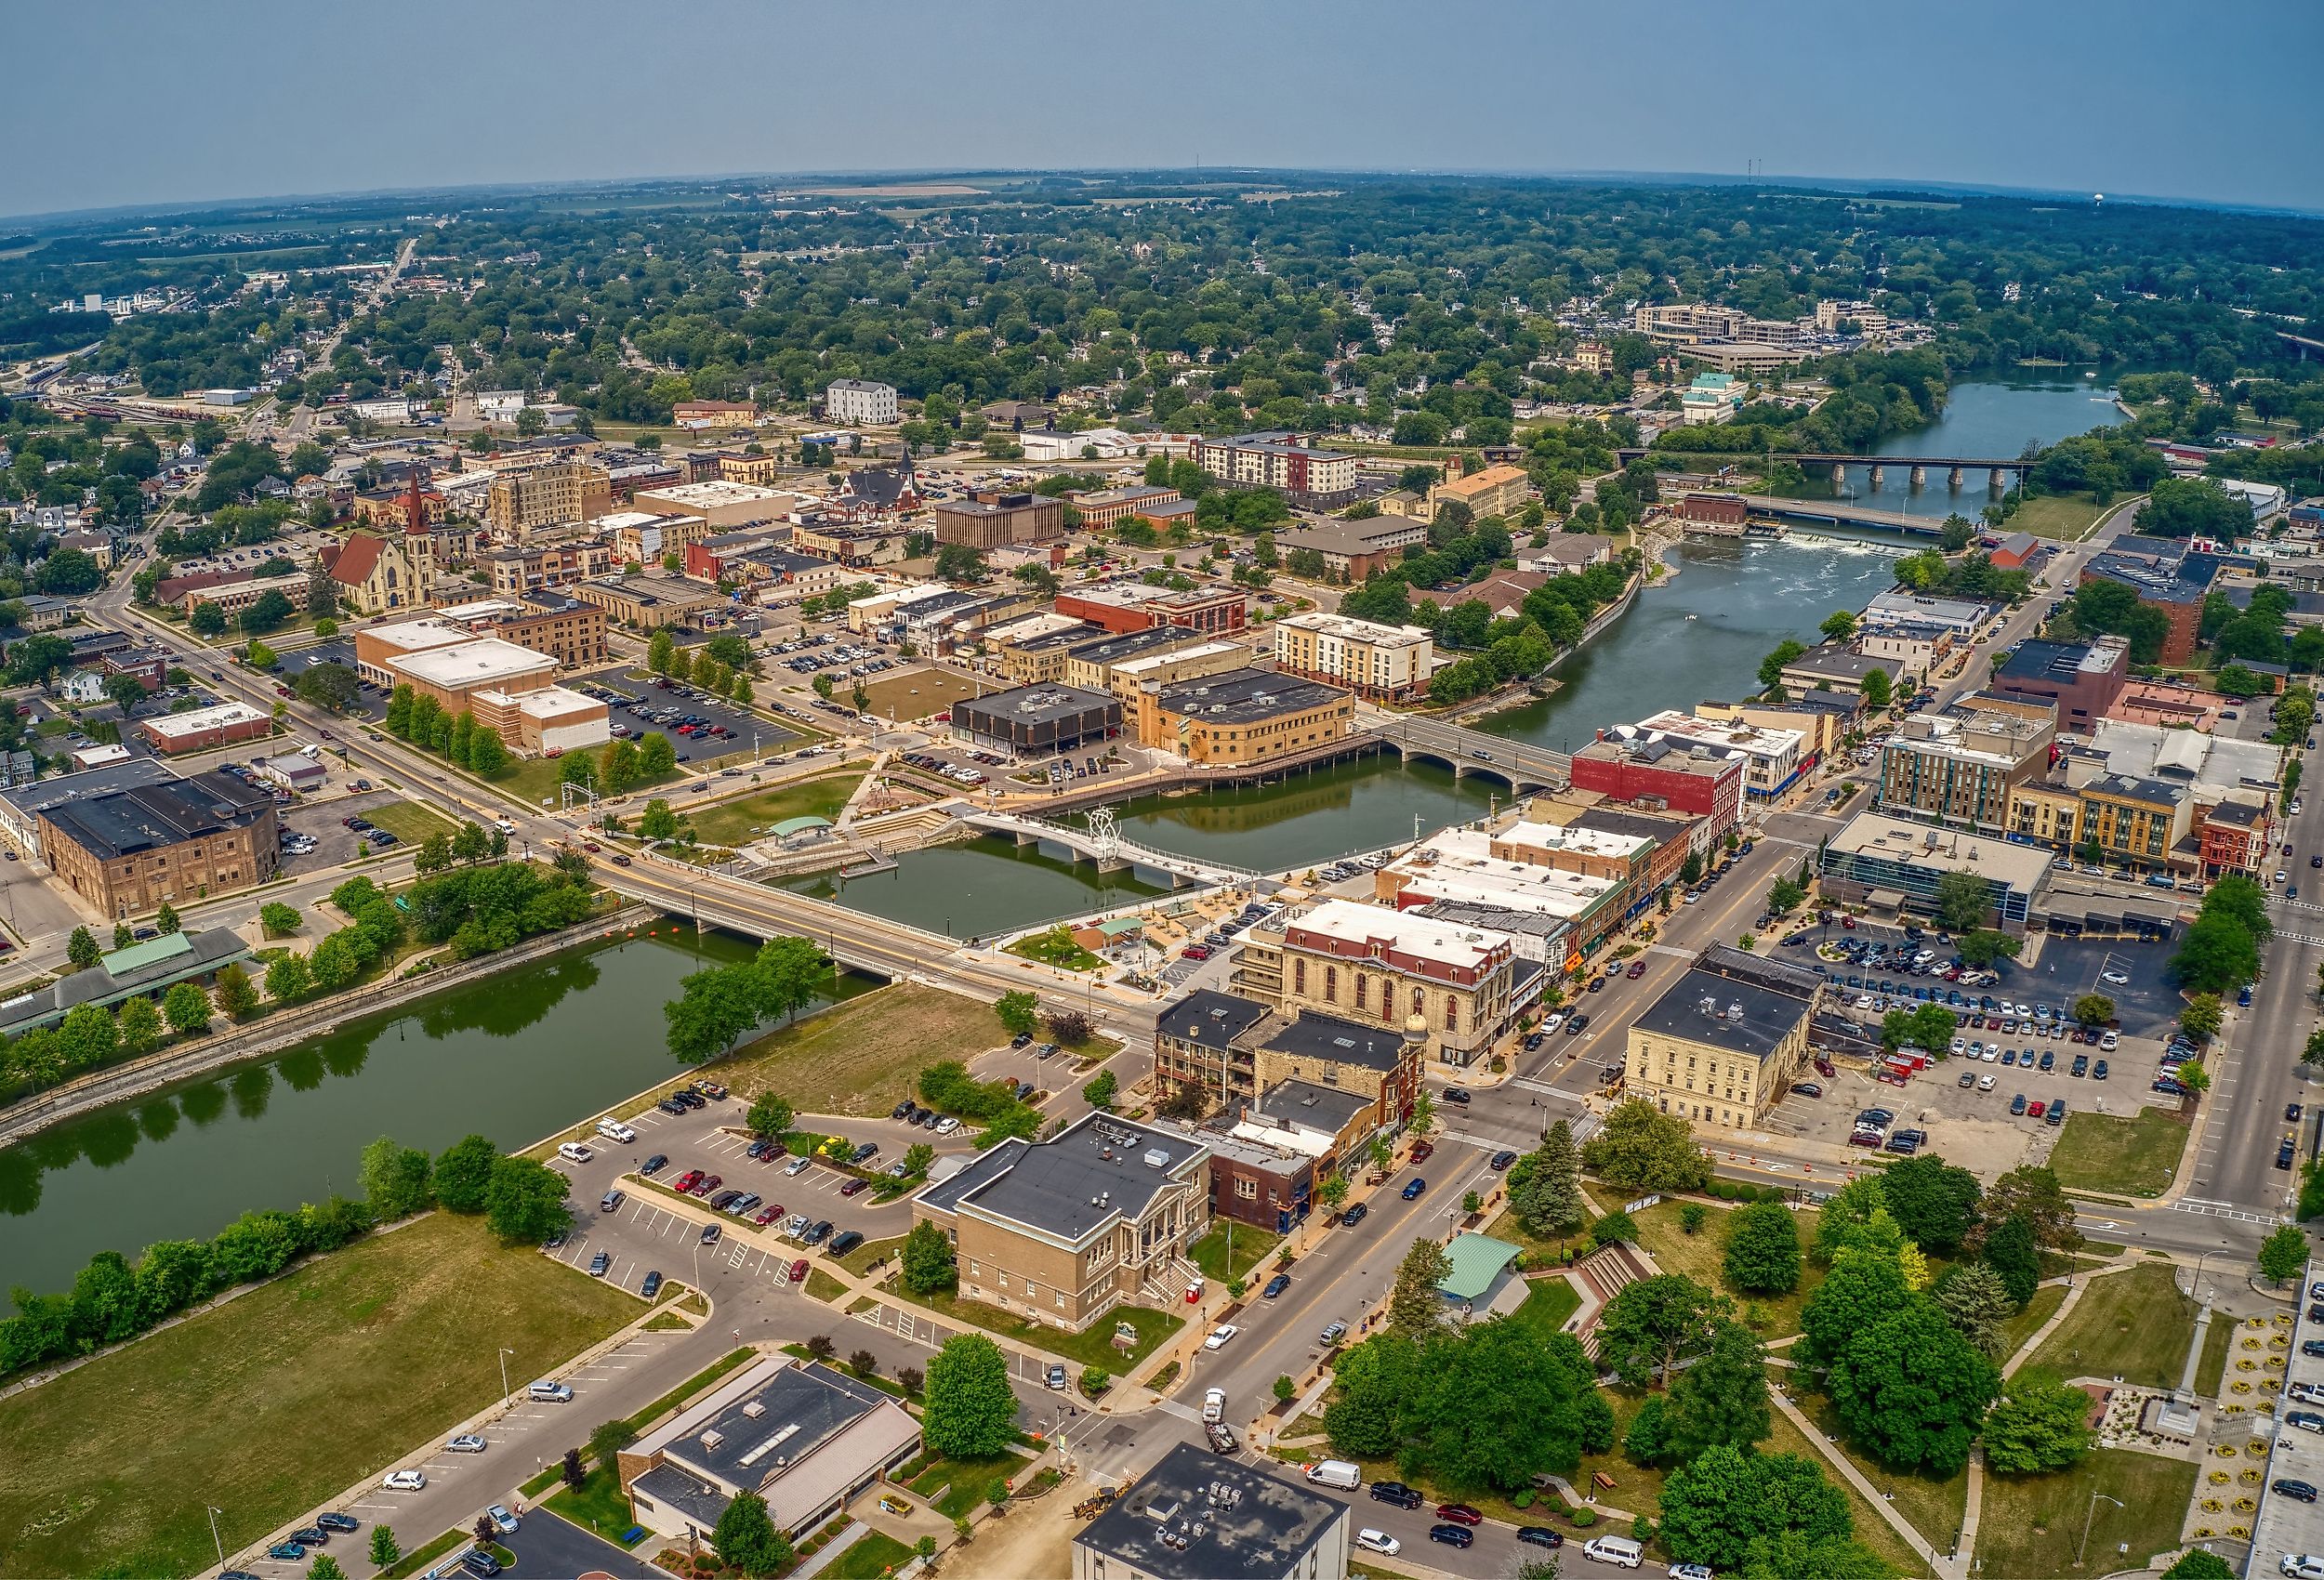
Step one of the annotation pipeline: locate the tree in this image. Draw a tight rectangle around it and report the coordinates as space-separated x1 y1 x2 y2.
112 924 132 951
746 1092 794 1141
359 1135 434 1220
2259 1222 2311 1284
483 1154 569 1244
368 1527 400 1569
1758 639 1806 691
1879 1154 1982 1255
1081 1070 1118 1111
2162 1554 2238 1580
1661 1320 1773 1464
2182 994 2225 1041
1658 1445 1852 1573
161 981 211 1035
2173 911 2262 994
1981 1367 2096 1475
1385 1236 1454 1338
924 1334 1016 1458
1766 876 1806 916
1591 1209 1638 1246
1979 1165 2082 1252
1860 667 1893 709
309 1557 349 1580
1723 1199 1802 1294
1933 870 1990 933
2070 994 2116 1028
1593 1273 1730 1389
1982 1215 2044 1307
155 900 181 936
431 1134 498 1215
711 1490 792 1577
1798 1244 1913 1368
1511 1120 1587 1237
292 661 363 713
1820 610 1858 642
115 994 162 1056
647 630 677 676
1932 1262 2017 1359
902 1220 957 1295
1582 1098 1711 1192
1955 928 2022 969
213 963 257 1020
65 926 100 969
263 952 312 1005
1404 1318 1603 1494
258 902 302 937
1829 1298 2000 1476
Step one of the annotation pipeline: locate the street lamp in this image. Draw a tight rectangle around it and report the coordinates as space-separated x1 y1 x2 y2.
499 1346 517 1404
2077 1490 2123 1567
206 1506 226 1569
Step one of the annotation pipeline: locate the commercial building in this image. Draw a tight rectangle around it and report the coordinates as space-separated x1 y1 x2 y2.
1075 485 1182 527
1877 694 2057 832
1631 709 1807 801
1623 946 1822 1131
1102 640 1246 706
2086 718 2284 807
1232 898 1522 1067
1777 643 1905 699
619 1356 918 1545
1374 823 1632 965
1060 624 1211 693
1429 460 1533 520
1132 668 1355 765
482 531 618 597
35 768 279 919
356 627 609 755
568 573 728 631
931 491 1066 549
1816 810 2054 933
823 378 898 426
630 481 797 532
987 615 1103 683
912 1111 1211 1330
1271 612 1434 702
1990 637 2130 732
1053 582 1248 637
1569 728 1746 838
137 700 274 757
2078 546 2221 665
951 683 1121 758
0 928 250 1039
2072 771 2193 872
2199 795 2275 879
1694 695 1853 764
1072 1442 1351 1580
1273 515 1428 582
788 519 908 567
1150 990 1423 1138
482 459 611 537
414 594 610 669
1861 590 1995 639
1191 433 1358 509
597 509 714 565
671 400 759 429
172 574 292 622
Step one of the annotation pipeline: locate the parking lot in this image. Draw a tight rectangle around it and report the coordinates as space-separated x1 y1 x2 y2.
278 786 440 874
2025 934 2185 1040
569 667 800 767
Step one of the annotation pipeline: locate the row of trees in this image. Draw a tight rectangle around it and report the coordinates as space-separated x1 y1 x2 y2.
661 933 830 1063
2172 874 2269 996
383 683 509 776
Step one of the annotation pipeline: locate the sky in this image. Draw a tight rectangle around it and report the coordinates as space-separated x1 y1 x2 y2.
8 0 2322 221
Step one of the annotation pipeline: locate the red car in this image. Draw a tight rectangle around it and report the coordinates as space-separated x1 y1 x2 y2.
752 1204 785 1225
691 1174 722 1197
1182 945 1211 961
1436 1504 1484 1526
839 1178 869 1197
1409 1139 1435 1164
1626 960 1647 979
671 1169 705 1193
787 1258 811 1283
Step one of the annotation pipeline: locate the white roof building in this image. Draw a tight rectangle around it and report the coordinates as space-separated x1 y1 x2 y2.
1633 708 1809 799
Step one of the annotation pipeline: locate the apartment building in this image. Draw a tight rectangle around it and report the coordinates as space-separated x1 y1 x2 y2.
482 532 618 596
1429 461 1534 520
2078 546 2221 665
1274 515 1430 581
1131 668 1355 765
1623 946 1822 1131
910 1112 1210 1331
482 459 612 537
1631 709 1807 801
1232 898 1522 1067
1150 989 1424 1134
823 378 898 426
2074 771 2192 871
1878 693 2056 832
1190 432 1359 508
597 510 714 565
1271 611 1434 702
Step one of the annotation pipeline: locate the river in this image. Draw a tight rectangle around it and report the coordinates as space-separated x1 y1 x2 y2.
0 929 877 1297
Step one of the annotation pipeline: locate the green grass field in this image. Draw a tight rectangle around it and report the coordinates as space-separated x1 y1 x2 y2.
906 1449 1034 1519
1997 1284 2068 1363
1189 1221 1283 1284
544 1468 650 1548
682 773 861 847
1802 1397 1968 1556
2004 492 2116 541
892 1289 1182 1372
0 1215 639 1579
1630 1198 1827 1340
2047 1107 2189 1198
822 1530 917 1578
363 799 459 845
1508 1276 1582 1343
2027 1262 2198 1388
1974 1448 2196 1577
723 981 1002 1118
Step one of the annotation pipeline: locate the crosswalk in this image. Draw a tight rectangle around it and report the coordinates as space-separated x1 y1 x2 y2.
2173 1197 2282 1225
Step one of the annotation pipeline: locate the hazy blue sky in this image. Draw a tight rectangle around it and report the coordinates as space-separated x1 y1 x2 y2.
9 0 2320 219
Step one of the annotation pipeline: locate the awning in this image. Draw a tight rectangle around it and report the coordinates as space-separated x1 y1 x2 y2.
1866 889 1908 910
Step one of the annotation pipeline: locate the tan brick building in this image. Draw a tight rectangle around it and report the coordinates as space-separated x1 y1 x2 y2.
1233 898 1522 1068
1150 990 1423 1132
1130 668 1355 764
910 1113 1211 1330
483 459 612 537
37 768 279 919
1622 946 1821 1131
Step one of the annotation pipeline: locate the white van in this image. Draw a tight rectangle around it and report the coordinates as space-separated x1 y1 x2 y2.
527 1379 574 1403
1581 1534 1644 1569
556 1141 593 1164
596 1118 638 1144
1304 1460 1361 1491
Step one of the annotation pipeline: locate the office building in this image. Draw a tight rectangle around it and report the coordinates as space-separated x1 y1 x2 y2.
630 481 797 531
1816 810 2053 933
1150 990 1423 1137
931 490 1066 549
1053 582 1248 637
355 626 609 755
1878 693 2056 831
1072 1442 1351 1580
1232 899 1521 1067
1428 460 1533 520
567 573 728 630
1132 668 1355 765
35 768 279 919
951 684 1121 757
1623 946 1822 1131
1271 612 1434 702
823 379 898 426
912 1111 1211 1330
138 701 274 757
1274 515 1428 581
1061 625 1211 692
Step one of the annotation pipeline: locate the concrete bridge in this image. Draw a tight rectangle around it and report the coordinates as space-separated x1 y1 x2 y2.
1625 448 2029 492
1374 715 1572 795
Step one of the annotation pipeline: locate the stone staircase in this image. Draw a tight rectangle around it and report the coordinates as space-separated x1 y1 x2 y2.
1142 1254 1203 1307
1572 1243 1655 1361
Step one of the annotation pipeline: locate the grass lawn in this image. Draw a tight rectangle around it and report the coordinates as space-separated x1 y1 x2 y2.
1509 1277 1582 1343
722 981 1000 1118
2006 492 2114 541
544 1468 649 1548
682 773 861 847
1974 1448 2197 1576
1802 1397 1968 1555
1629 1199 1827 1340
907 1450 1034 1520
838 1233 907 1278
861 666 981 720
892 1288 1182 1372
822 1530 917 1578
1573 1389 1669 1522
1005 926 1105 971
382 1529 469 1579
1189 1220 1283 1284
0 1215 639 1580
1998 1284 2068 1365
2027 1262 2197 1387
1479 1208 1591 1269
2047 1108 2189 1198
363 799 459 845
1761 1405 1933 1578
806 1268 850 1304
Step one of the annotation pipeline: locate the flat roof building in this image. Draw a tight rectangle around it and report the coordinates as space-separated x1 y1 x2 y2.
35 769 279 920
629 480 796 531
1624 945 1823 1131
950 683 1121 758
1133 668 1356 765
137 700 273 757
1272 611 1434 703
1073 1442 1351 1580
1817 810 2054 933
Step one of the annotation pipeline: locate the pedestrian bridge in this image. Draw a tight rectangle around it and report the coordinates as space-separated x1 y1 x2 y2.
960 809 1262 889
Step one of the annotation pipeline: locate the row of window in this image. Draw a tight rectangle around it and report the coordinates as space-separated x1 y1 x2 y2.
1294 957 1463 1030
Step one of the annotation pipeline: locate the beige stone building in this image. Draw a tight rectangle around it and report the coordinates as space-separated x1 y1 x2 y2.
1232 898 1522 1067
483 459 612 537
1621 946 1821 1131
1271 611 1434 702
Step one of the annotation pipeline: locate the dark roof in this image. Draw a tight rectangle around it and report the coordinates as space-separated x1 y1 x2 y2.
1633 964 1816 1063
1156 668 1347 725
1156 989 1272 1053
659 1362 888 1488
1570 805 1692 844
944 1113 1199 1242
1065 624 1196 666
630 1463 733 1530
2 756 177 821
39 770 272 862
1076 1443 1347 1580
837 461 915 508
1997 639 2097 684
2082 547 2219 606
1253 1079 1373 1133
2206 799 2264 827
954 683 1119 730
1259 1010 1409 1073
2087 770 2187 807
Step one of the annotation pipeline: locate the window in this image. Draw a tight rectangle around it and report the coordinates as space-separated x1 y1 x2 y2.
1323 966 1337 1003
1235 1177 1258 1199
1412 985 1424 1017
1444 995 1458 1032
1293 958 1305 994
1353 973 1367 1010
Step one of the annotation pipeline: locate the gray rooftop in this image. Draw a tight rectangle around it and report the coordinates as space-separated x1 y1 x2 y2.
1076 1442 1348 1580
1259 1010 1409 1073
1253 1078 1373 1133
659 1361 887 1489
1065 623 1199 666
954 683 1118 729
1157 989 1273 1054
1 756 177 820
931 1112 1201 1244
1156 668 1347 724
40 770 273 862
1633 964 1816 1063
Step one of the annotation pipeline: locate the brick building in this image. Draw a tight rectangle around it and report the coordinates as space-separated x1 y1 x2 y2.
37 768 279 919
931 491 1066 549
1569 729 1746 837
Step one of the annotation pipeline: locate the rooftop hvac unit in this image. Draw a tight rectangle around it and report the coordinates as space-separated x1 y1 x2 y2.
1142 1148 1171 1168
698 1429 723 1451
742 1401 765 1419
1727 1001 1745 1020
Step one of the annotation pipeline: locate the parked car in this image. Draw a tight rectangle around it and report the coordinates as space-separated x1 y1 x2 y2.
1402 1177 1426 1201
